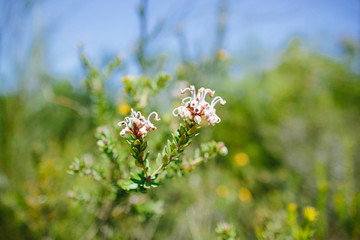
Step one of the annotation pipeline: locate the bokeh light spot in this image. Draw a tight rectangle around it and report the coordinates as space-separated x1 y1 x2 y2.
234 152 249 166
216 185 229 198
117 103 131 115
238 188 252 202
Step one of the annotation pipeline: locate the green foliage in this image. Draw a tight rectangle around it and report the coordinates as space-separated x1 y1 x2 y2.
216 222 237 240
255 204 319 240
64 50 228 239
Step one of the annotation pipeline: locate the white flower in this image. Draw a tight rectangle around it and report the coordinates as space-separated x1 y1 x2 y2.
118 109 160 138
173 85 226 125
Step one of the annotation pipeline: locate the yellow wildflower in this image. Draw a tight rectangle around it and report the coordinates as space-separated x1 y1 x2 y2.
287 203 298 212
234 152 249 166
303 206 318 222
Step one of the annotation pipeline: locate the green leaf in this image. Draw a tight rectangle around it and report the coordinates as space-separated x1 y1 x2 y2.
187 126 197 135
170 151 176 158
179 126 185 135
156 153 162 166
138 173 146 180
131 153 138 160
135 159 142 167
171 141 177 150
151 181 159 187
130 178 143 184
144 151 149 161
162 154 169 164
156 73 170 88
134 139 141 146
167 139 172 150
118 179 138 191
131 146 139 153
130 171 140 180
141 141 148 151
179 134 186 145
144 181 151 189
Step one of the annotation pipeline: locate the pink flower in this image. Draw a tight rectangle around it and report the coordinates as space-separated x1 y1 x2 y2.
118 109 160 138
173 85 226 125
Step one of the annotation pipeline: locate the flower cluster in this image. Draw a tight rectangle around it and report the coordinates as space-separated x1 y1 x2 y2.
173 85 226 125
118 109 160 138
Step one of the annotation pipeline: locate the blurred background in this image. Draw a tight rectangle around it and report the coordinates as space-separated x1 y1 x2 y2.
1 0 359 239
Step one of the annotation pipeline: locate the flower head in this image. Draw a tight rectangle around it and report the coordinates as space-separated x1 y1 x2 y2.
118 109 160 138
303 206 318 222
173 85 226 125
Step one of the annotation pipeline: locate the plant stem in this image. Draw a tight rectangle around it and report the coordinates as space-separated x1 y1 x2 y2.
136 141 149 179
151 163 165 178
151 120 198 178
190 156 204 166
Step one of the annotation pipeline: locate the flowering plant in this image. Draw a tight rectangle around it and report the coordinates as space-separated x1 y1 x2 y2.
117 85 227 192
67 54 227 238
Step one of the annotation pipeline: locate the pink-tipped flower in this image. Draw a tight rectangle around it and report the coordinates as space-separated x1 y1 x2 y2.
173 85 226 125
118 109 160 138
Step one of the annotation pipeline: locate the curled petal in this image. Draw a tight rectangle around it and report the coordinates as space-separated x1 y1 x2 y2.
211 96 226 107
120 128 132 136
147 111 160 122
180 87 191 94
203 88 215 99
172 107 180 117
181 85 196 99
207 89 215 97
196 88 205 100
130 108 136 117
181 97 192 105
124 117 131 123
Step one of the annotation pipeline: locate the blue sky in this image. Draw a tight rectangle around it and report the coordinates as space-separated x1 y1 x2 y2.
1 0 359 91
43 0 359 73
